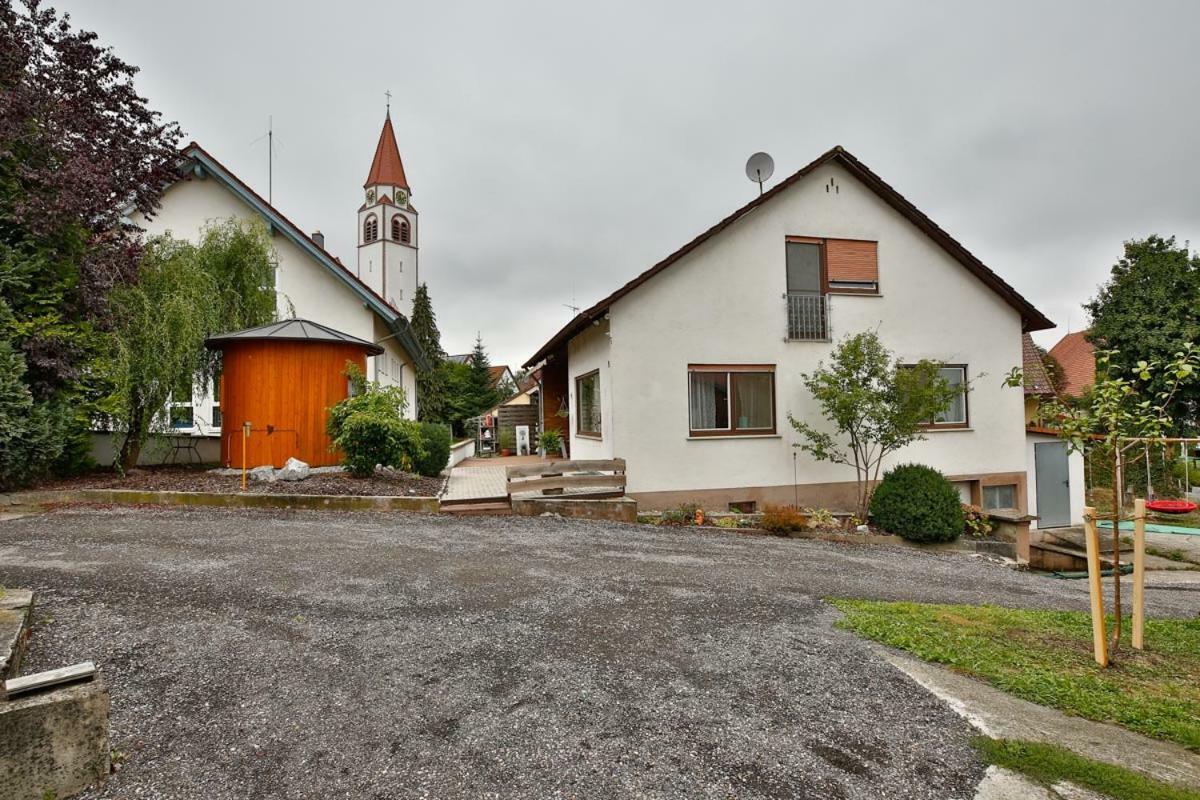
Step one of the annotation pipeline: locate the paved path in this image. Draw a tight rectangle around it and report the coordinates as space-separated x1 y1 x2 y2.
442 462 507 501
4 508 1199 798
884 648 1200 790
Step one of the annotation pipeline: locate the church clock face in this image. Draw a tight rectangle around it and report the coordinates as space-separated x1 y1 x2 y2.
396 190 407 206
366 189 376 204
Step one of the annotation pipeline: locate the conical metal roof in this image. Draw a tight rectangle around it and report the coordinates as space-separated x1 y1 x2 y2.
205 319 385 355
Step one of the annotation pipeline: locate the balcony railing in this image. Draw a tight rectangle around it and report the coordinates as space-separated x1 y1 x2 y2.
786 292 829 341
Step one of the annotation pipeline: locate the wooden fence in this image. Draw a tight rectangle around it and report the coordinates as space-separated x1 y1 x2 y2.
506 459 627 499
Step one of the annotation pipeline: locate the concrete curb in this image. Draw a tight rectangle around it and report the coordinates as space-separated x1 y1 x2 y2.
15 488 439 513
785 529 1017 558
879 646 1200 790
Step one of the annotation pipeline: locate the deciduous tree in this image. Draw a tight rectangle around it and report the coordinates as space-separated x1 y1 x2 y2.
101 219 277 469
1086 235 1200 426
788 331 965 520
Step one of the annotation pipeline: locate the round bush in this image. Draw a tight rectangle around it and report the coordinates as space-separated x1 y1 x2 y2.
336 412 424 477
413 422 452 477
869 463 964 542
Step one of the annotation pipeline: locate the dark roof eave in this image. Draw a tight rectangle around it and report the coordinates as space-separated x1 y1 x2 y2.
522 146 1054 368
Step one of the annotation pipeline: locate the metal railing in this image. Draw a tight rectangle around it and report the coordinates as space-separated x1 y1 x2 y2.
786 292 829 341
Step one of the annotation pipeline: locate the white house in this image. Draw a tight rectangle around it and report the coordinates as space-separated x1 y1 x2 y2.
122 115 427 456
524 145 1081 523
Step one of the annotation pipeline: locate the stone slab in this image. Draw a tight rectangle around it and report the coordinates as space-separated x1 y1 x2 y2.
0 590 33 682
512 497 638 523
0 679 110 800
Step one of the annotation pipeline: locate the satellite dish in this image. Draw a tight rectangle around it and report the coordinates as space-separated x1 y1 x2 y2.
745 152 775 195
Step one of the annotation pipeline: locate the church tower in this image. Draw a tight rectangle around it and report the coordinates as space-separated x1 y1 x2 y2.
357 112 418 318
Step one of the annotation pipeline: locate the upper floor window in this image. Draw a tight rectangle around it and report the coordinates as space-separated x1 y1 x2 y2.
576 370 601 438
688 365 775 436
363 214 379 243
785 237 879 294
391 216 411 244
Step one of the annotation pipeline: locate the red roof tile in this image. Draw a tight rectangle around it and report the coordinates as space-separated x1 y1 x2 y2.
364 115 410 190
1048 331 1095 397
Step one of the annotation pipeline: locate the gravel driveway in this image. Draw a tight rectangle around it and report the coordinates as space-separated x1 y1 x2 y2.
3 507 1197 799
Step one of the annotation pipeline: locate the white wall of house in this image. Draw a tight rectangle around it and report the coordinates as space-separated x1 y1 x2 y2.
131 174 418 429
567 320 615 461
587 160 1028 498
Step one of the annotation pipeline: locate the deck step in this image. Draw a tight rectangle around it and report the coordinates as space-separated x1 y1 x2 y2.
441 501 512 516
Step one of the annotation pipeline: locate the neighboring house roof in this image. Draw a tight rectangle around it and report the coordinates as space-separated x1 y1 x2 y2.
1048 330 1096 397
523 145 1054 368
445 357 516 390
1022 333 1055 396
364 114 410 189
176 142 429 371
489 365 514 387
205 319 385 356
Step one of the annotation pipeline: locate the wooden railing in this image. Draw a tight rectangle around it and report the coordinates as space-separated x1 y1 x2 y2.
506 459 627 498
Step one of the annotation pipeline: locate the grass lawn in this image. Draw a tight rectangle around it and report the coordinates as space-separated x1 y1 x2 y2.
829 599 1200 750
975 738 1200 800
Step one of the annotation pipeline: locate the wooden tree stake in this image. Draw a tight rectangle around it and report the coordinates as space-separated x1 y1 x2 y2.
1083 507 1109 667
1132 498 1146 650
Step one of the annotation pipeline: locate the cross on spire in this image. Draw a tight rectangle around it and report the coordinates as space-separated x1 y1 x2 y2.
385 89 392 115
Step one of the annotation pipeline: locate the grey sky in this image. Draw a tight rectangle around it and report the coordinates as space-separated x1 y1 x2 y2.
60 1 1200 368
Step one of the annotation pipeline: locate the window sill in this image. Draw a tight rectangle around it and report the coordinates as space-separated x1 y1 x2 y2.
576 432 602 441
687 434 782 441
827 291 882 297
921 426 973 433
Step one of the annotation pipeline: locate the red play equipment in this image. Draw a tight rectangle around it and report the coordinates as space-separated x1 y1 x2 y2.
1146 499 1198 515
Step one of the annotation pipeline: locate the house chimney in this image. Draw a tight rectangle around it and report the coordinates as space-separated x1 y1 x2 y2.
311 230 325 249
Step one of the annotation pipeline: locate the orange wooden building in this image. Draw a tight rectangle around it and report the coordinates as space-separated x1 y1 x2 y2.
205 319 384 468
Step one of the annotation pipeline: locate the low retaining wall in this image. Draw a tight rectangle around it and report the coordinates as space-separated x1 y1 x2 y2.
512 497 638 523
19 489 439 513
0 680 110 800
0 590 34 682
448 439 476 469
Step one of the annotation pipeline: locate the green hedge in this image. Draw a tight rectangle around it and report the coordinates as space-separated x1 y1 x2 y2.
413 422 451 477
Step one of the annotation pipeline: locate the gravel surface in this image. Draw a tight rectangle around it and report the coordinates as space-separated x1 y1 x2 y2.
3 507 1197 799
38 464 444 497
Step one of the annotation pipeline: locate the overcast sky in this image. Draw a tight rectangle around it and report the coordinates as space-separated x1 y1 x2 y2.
59 1 1200 368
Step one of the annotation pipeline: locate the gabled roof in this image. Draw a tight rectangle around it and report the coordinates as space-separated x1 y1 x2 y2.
364 115 410 190
523 145 1054 368
1048 330 1096 398
175 142 429 371
1021 333 1055 396
205 319 385 356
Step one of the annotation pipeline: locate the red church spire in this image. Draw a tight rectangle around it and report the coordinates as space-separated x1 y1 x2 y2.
363 113 409 190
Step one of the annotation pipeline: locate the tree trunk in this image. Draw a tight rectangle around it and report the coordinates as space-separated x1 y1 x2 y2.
1110 448 1123 654
118 398 145 472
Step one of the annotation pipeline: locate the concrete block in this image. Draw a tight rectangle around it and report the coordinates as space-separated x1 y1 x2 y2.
0 589 34 682
512 497 638 523
0 680 110 800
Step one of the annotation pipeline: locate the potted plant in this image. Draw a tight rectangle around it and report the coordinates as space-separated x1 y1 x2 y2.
498 427 516 457
539 429 564 458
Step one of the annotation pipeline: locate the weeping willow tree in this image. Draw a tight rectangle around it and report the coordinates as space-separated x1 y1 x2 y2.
99 218 278 469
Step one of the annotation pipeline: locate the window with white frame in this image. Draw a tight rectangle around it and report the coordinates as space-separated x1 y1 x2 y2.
930 365 968 427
